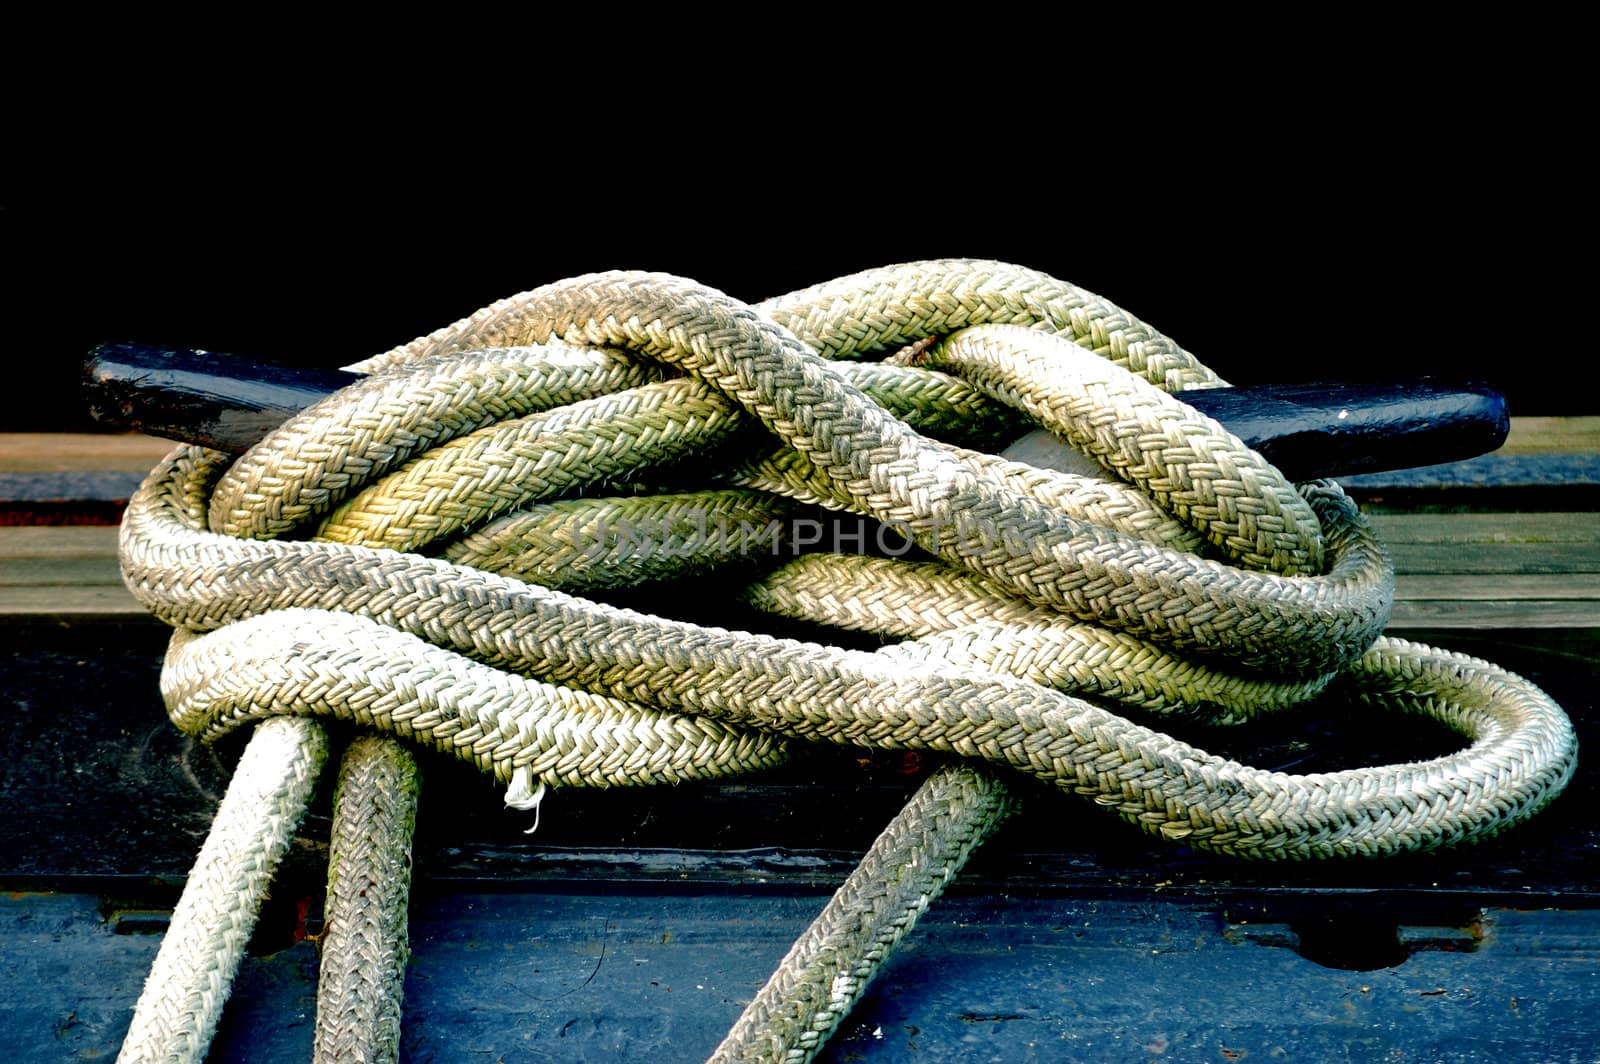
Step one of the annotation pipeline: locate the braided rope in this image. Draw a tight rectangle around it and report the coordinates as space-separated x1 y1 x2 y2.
920 325 1324 573
209 343 661 541
162 607 790 789
313 737 420 1064
116 260 1579 1063
442 490 800 592
116 717 328 1064
709 764 1016 1064
745 553 1334 725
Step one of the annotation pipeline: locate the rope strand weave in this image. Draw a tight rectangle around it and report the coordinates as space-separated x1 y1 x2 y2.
116 718 328 1064
313 736 420 1063
116 260 1578 1063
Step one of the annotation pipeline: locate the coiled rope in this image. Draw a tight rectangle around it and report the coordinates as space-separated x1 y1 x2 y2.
116 261 1577 1063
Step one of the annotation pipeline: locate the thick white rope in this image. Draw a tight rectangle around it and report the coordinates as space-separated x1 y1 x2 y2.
115 261 1578 1063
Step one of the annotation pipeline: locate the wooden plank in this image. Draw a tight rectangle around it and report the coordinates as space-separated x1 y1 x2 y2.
1388 599 1600 630
1393 573 1600 600
0 525 121 557
0 584 145 615
1368 511 1599 545
1382 542 1598 576
0 432 175 474
0 556 125 586
0 529 131 610
1499 415 1600 455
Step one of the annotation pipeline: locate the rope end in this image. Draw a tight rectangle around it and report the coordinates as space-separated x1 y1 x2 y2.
504 768 548 834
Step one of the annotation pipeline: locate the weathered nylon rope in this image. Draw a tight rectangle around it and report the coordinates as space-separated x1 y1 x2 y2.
313 737 420 1064
117 717 328 1064
117 261 1578 1063
919 324 1323 574
708 763 1017 1064
745 553 1336 725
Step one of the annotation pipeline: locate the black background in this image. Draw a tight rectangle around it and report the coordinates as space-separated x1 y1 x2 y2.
9 128 1587 431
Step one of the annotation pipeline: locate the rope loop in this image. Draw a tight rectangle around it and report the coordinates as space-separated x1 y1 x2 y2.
121 260 1577 860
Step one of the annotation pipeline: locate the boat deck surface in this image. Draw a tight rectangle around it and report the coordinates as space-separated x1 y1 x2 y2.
2 425 1596 1062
